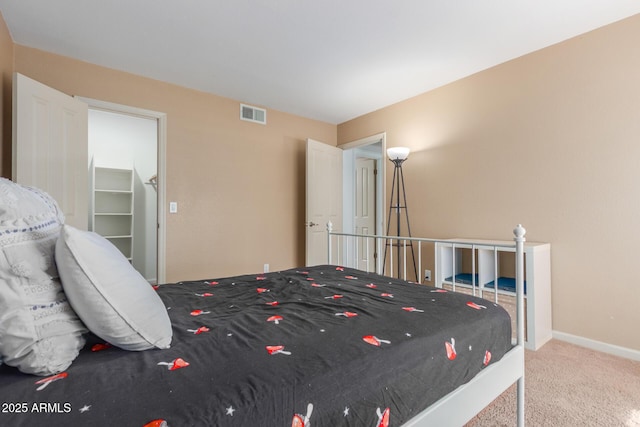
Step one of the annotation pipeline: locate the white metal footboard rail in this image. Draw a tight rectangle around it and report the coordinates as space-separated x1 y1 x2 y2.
326 222 516 292
326 222 526 427
326 223 435 282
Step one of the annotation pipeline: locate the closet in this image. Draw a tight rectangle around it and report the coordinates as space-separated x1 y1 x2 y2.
90 163 135 261
87 108 158 283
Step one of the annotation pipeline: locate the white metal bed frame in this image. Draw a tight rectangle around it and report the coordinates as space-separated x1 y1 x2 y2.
326 223 526 427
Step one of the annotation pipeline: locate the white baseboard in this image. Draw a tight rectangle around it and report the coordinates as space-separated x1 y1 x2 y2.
553 331 640 362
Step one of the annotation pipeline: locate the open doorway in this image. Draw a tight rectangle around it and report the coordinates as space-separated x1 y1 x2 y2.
81 98 167 284
340 133 386 270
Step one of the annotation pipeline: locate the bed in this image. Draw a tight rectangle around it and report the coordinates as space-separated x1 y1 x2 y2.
0 178 525 426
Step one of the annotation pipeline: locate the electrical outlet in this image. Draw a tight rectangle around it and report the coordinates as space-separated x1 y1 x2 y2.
169 202 178 213
424 269 432 281
264 263 270 273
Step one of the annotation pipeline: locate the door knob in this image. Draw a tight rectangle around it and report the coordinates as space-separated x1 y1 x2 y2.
306 221 318 227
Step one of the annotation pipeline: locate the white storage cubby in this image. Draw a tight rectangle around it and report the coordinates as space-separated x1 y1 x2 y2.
436 245 520 294
90 163 134 262
435 239 551 350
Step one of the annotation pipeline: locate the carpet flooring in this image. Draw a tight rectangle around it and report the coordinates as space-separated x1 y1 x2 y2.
465 339 640 426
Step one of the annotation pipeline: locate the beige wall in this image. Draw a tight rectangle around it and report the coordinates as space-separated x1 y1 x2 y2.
0 33 336 281
339 15 640 351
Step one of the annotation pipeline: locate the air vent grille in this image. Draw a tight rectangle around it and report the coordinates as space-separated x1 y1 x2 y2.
240 104 266 125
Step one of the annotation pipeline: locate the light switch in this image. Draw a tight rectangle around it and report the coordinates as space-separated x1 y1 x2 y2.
169 202 178 213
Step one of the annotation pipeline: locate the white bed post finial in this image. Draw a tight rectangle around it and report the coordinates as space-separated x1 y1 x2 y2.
514 224 526 241
513 223 526 427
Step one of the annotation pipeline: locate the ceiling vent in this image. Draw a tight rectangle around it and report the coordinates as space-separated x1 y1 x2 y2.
240 103 266 125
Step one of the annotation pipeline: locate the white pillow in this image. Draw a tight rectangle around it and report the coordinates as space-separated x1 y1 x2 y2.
0 178 87 376
55 224 172 351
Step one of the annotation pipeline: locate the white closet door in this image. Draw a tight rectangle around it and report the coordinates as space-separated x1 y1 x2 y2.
13 73 89 229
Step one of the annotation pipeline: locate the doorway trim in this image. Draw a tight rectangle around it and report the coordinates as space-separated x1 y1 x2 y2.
77 97 167 284
339 132 386 151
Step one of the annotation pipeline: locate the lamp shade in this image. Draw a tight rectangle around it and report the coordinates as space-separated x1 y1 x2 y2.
387 147 410 161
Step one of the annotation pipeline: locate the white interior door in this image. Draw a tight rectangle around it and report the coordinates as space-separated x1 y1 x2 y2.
12 73 89 229
305 139 342 266
354 157 376 270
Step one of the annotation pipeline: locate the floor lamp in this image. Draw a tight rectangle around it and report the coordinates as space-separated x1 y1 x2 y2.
383 147 418 280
